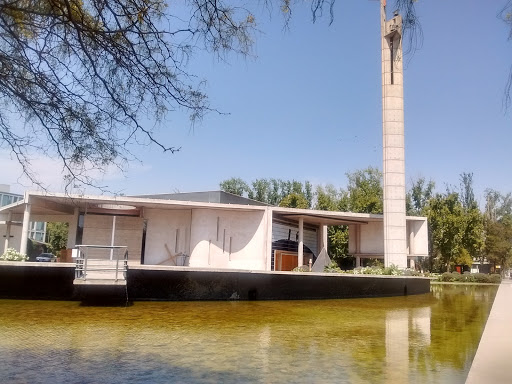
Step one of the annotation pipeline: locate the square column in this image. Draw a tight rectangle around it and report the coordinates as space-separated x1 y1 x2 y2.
66 207 80 249
3 211 12 253
19 203 31 255
298 217 304 267
381 1 407 268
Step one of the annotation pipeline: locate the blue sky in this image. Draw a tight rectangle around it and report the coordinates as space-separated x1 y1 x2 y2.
3 0 512 207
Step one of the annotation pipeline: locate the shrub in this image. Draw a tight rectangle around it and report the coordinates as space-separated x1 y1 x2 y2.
0 248 28 262
461 272 476 283
324 262 342 273
438 272 501 284
472 273 490 283
439 272 462 282
489 274 502 284
382 264 401 276
292 266 310 272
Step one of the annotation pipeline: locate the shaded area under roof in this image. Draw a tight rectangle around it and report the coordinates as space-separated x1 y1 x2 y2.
272 239 315 256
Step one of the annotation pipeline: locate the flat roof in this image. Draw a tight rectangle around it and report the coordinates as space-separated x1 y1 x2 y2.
0 191 426 226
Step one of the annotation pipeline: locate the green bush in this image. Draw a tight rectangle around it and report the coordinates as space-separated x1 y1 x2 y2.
461 272 475 283
438 272 501 284
0 248 28 262
324 262 342 273
489 274 502 284
439 272 462 282
382 264 401 276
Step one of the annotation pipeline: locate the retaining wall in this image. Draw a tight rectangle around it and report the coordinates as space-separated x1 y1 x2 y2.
0 263 430 301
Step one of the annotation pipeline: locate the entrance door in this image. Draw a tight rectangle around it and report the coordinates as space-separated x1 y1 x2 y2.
274 251 298 271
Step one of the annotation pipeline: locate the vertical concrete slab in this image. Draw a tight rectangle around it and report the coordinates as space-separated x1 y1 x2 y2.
66 207 79 249
3 211 12 253
19 202 31 255
381 1 407 268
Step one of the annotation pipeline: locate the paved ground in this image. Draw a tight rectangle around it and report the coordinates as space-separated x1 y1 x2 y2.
466 279 512 384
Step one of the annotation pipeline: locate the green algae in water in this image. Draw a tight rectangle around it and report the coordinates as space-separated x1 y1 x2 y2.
0 284 497 383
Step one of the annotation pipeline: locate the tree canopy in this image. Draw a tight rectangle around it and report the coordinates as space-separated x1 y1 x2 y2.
406 177 435 216
484 189 512 274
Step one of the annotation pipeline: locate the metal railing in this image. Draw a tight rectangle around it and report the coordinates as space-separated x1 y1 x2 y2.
74 245 128 282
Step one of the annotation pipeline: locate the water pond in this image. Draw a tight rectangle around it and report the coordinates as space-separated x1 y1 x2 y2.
0 284 497 383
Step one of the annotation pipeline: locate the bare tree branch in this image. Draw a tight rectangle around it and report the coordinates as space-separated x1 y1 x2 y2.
0 0 422 192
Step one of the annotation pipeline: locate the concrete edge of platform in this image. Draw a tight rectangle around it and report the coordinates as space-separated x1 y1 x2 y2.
466 280 512 384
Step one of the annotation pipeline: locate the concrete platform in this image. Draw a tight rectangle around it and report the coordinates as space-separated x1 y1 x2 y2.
466 280 512 384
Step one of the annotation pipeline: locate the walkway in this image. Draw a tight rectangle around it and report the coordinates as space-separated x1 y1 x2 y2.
466 279 512 384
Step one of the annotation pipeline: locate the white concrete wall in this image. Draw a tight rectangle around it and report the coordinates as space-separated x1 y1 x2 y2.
407 219 428 256
189 209 268 270
82 214 143 262
144 209 192 265
360 222 385 254
1 223 22 253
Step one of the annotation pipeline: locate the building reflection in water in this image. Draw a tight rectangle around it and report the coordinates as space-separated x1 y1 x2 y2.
385 307 431 383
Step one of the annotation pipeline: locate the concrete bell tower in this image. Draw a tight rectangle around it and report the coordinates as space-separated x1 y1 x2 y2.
381 0 407 268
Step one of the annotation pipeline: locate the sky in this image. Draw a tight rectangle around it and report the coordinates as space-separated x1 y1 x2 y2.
2 0 512 207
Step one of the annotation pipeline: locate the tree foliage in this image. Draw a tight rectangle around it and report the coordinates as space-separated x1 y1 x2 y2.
278 193 309 209
426 191 484 272
46 222 69 255
2 0 245 188
484 189 512 274
346 166 383 214
427 193 466 272
315 184 348 212
485 216 512 274
219 177 250 196
220 177 312 208
406 177 435 216
459 172 476 210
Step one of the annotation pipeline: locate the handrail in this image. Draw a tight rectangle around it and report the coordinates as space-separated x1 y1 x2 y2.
74 245 128 282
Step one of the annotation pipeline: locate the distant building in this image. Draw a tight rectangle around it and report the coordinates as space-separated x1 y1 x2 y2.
0 185 46 253
0 184 23 207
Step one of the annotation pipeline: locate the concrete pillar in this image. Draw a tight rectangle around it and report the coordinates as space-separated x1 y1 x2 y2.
110 216 116 260
409 224 415 255
356 225 361 254
356 255 361 268
66 207 80 249
19 203 31 255
3 211 12 253
381 1 407 268
265 208 273 271
321 224 328 251
298 217 304 267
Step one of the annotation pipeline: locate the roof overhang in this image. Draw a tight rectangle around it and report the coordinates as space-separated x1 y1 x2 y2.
0 191 269 220
271 207 383 226
0 191 427 226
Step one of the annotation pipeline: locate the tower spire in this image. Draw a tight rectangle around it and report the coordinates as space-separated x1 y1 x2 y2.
381 2 407 268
